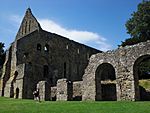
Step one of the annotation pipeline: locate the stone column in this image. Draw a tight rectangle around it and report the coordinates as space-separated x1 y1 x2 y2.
116 64 136 101
51 86 57 101
56 79 72 101
73 81 82 101
37 81 51 101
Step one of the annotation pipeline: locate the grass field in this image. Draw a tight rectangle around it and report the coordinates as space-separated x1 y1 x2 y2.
0 97 150 113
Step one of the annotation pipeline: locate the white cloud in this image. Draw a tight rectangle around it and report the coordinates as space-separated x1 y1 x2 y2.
10 15 22 26
9 14 112 51
39 19 112 51
10 15 22 23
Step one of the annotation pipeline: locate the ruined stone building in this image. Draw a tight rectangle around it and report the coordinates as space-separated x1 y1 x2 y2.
0 8 100 99
1 8 150 101
82 41 150 101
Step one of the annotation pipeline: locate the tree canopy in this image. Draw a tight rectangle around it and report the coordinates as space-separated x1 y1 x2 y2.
0 42 5 68
121 0 150 47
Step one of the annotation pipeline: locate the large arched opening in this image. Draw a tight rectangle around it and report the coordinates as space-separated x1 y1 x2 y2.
133 55 150 101
95 63 117 101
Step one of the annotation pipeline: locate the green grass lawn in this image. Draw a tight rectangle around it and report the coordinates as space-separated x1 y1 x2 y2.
0 97 150 113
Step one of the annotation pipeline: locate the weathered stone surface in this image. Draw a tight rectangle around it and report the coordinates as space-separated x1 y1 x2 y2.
1 8 150 101
16 8 42 40
51 86 57 101
73 81 82 100
0 8 100 99
56 79 72 101
37 81 51 101
82 40 150 101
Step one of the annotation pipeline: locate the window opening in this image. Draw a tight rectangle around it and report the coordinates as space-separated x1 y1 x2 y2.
64 62 66 78
44 44 49 52
37 44 41 51
43 65 49 78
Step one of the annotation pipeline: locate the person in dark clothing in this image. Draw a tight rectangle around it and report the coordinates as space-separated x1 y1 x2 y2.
33 88 40 102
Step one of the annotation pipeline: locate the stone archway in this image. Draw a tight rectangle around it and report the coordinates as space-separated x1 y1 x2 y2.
133 54 150 100
96 63 117 101
82 53 118 101
82 41 150 101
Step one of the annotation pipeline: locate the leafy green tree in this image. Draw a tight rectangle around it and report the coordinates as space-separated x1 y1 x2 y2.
0 42 5 76
121 0 150 47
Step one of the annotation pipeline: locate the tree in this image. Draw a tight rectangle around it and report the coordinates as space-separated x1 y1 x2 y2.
0 42 5 76
121 0 150 47
0 42 5 77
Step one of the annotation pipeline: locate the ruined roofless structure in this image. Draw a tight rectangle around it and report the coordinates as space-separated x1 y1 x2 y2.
0 8 101 99
0 8 150 101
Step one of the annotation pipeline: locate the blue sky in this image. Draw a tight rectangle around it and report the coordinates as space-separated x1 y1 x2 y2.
0 0 141 51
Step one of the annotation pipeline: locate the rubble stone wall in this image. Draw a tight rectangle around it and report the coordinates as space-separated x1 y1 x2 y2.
73 81 82 101
82 41 150 101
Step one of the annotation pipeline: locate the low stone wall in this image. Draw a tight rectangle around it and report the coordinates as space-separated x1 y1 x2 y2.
73 81 82 101
56 79 72 101
51 86 57 101
37 81 51 101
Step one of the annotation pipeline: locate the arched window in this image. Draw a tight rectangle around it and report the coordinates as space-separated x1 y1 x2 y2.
43 65 49 78
87 53 90 60
77 49 80 54
29 20 31 32
64 62 66 78
44 44 49 52
66 45 69 50
21 27 24 35
37 44 41 51
25 21 27 34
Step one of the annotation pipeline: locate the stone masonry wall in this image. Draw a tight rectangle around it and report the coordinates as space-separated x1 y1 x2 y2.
73 81 82 101
82 40 150 101
16 29 100 86
1 8 101 99
0 47 12 96
37 81 51 101
51 86 57 101
56 79 72 101
56 79 68 101
13 64 25 99
3 8 150 101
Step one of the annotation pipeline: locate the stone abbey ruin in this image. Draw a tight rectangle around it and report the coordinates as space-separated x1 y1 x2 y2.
0 8 150 101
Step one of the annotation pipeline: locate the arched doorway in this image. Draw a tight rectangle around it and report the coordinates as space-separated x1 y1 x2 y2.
15 87 19 99
133 55 150 100
96 63 117 101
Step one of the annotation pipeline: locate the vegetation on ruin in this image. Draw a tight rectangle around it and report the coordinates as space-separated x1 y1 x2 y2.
120 0 150 47
0 97 150 113
139 79 150 89
120 0 150 83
